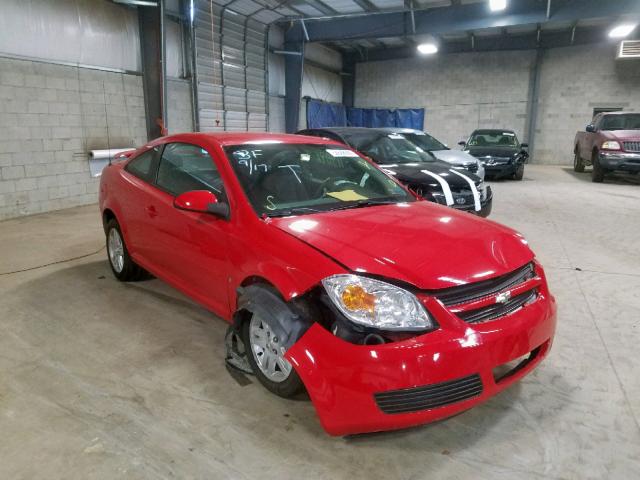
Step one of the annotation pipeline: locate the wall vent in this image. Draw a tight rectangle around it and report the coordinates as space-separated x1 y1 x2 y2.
617 40 640 59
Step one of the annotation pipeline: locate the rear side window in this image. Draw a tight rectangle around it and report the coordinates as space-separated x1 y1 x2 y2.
156 143 226 199
125 146 161 182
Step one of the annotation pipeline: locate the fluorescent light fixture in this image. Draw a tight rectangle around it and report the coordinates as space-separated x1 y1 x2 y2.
417 43 438 54
608 24 637 38
489 0 507 12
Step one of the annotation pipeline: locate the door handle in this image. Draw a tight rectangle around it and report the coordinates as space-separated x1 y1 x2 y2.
145 205 158 218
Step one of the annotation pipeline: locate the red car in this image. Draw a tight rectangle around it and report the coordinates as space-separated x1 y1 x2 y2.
99 132 557 436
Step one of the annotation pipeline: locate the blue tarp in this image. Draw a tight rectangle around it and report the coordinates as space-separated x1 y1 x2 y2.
306 98 424 130
306 99 347 129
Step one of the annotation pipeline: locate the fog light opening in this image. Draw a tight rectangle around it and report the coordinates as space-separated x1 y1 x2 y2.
493 347 540 384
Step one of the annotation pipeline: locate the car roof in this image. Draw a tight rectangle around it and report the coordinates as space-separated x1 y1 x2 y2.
305 127 386 135
377 128 422 134
471 129 516 135
598 111 639 116
158 132 341 147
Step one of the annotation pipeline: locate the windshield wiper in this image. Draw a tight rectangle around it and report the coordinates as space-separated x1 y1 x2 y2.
329 198 400 211
264 206 325 218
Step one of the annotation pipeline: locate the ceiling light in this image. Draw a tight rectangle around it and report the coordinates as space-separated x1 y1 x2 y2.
417 43 438 54
608 24 637 38
489 0 507 12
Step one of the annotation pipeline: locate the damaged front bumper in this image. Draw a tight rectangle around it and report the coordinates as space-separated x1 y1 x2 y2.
285 289 556 436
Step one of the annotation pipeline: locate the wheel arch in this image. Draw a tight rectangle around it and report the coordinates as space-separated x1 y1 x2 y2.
102 208 116 232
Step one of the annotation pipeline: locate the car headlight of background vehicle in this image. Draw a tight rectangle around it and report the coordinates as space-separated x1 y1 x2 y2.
602 141 621 150
322 274 435 331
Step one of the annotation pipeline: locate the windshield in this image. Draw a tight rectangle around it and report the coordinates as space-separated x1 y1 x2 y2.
225 144 413 217
600 114 640 131
346 133 438 165
404 132 448 151
467 131 518 147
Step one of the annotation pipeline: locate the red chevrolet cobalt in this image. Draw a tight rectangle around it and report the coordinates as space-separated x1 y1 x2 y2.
99 133 556 436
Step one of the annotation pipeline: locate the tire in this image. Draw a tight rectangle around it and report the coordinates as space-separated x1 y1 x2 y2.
242 305 304 398
105 218 145 281
591 150 605 183
574 151 585 172
513 164 524 181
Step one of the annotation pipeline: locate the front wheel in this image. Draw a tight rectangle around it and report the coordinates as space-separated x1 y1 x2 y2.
105 218 145 281
574 152 585 172
591 151 605 183
513 164 524 181
243 311 304 398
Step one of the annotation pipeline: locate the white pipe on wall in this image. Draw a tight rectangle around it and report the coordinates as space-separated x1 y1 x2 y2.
88 148 136 177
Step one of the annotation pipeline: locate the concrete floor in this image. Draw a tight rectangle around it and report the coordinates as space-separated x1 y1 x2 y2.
1 165 639 479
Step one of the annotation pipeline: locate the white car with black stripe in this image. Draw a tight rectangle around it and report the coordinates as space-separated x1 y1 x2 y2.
297 127 493 217
379 127 486 181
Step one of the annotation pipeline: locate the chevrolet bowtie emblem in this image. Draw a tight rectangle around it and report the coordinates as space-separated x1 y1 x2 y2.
496 291 511 304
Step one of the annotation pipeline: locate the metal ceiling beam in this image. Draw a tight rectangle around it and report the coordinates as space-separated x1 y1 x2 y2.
284 0 640 43
300 0 339 16
343 26 615 63
352 0 379 12
284 38 304 133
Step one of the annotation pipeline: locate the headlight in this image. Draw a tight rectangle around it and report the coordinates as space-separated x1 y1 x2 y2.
322 274 435 331
602 141 621 150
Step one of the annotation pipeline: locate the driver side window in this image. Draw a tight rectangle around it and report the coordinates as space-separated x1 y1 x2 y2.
156 143 226 201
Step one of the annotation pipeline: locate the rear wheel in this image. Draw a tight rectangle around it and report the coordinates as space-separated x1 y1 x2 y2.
105 218 145 281
591 150 605 183
574 151 585 172
513 164 524 181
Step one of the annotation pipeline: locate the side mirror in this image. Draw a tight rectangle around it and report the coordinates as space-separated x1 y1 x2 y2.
586 124 595 133
174 190 229 219
458 140 466 147
521 143 529 148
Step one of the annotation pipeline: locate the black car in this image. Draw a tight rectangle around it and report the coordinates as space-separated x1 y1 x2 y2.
298 127 493 217
460 129 529 180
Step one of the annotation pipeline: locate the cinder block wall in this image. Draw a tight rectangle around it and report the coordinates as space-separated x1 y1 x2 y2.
535 44 640 164
0 58 195 220
355 43 640 165
167 79 194 134
0 57 147 220
355 50 535 150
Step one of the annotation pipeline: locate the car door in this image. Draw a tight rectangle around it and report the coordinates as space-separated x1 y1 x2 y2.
142 141 231 316
118 145 162 263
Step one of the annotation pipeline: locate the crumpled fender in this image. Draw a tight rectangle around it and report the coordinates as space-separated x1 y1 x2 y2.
235 285 311 350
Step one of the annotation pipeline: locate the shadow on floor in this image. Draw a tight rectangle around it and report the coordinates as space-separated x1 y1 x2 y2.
560 167 640 185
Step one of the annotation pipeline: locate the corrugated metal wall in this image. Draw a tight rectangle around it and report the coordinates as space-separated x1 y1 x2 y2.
192 0 268 132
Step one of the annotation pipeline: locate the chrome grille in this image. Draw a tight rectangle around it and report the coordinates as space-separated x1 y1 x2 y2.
431 263 535 307
457 289 538 324
623 141 640 152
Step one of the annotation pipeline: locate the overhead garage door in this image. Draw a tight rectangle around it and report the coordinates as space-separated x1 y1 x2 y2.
192 0 268 132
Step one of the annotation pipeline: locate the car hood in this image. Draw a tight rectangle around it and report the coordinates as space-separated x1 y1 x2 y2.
269 201 533 290
466 147 518 158
601 130 640 141
431 149 478 166
379 162 479 188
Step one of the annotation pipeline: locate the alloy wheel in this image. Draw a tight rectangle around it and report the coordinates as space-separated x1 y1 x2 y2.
107 228 125 273
249 314 293 383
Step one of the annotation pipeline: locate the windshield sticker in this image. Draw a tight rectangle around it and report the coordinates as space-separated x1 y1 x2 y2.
388 134 405 140
326 149 359 157
300 153 311 162
326 190 368 202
